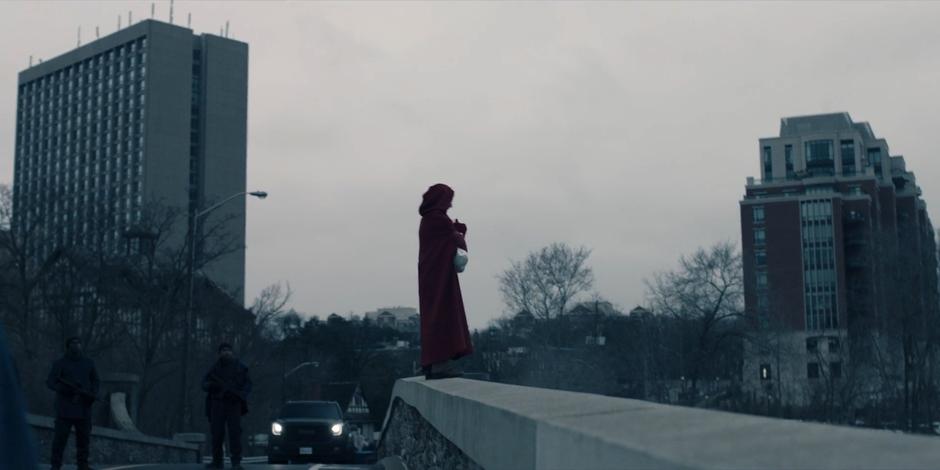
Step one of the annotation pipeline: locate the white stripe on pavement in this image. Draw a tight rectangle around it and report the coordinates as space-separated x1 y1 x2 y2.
201 455 267 463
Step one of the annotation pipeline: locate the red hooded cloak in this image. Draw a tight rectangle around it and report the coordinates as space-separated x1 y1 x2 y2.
418 184 473 367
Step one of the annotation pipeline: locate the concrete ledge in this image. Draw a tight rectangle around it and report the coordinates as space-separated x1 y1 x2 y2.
381 377 940 470
28 414 198 464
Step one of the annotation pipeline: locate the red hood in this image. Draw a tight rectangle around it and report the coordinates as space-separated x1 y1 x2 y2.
419 184 454 216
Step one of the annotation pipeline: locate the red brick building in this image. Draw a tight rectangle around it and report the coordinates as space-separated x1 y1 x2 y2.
740 113 937 405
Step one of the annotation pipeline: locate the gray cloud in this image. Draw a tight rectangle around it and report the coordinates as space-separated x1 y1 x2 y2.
2 1 939 328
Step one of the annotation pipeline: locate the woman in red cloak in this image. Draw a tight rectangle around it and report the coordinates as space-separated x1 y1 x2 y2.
418 184 473 379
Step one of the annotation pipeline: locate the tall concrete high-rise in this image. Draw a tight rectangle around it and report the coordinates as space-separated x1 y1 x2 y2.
12 19 248 302
740 113 938 405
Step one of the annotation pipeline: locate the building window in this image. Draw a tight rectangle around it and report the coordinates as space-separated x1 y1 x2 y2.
807 362 820 379
801 199 837 331
830 362 842 379
840 140 856 176
828 337 840 353
806 337 818 352
757 293 768 307
762 146 773 180
753 206 765 224
755 250 767 267
756 271 768 289
806 140 833 162
760 364 772 381
868 148 882 177
754 228 766 246
785 144 794 178
805 140 834 177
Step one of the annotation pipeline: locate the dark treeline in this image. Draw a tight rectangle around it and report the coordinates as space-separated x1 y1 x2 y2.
472 239 940 436
0 185 417 440
4 179 940 439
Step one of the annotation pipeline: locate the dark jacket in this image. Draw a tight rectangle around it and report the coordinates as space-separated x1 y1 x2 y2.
418 184 474 367
46 353 100 420
202 359 251 417
1 325 38 467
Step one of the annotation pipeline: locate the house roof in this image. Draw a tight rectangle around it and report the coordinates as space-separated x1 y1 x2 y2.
629 306 652 316
568 301 621 316
364 307 418 322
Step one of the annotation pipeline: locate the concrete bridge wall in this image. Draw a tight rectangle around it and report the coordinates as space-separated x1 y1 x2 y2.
378 377 940 470
28 414 199 464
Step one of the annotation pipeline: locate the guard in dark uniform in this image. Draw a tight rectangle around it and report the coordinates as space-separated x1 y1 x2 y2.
46 336 99 470
202 342 251 470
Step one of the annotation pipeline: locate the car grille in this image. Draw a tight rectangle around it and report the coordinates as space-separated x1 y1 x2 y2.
285 423 332 442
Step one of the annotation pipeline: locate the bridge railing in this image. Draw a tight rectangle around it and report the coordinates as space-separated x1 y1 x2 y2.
28 414 198 464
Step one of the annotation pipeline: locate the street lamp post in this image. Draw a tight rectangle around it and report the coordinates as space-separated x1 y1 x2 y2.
282 361 319 404
179 190 267 430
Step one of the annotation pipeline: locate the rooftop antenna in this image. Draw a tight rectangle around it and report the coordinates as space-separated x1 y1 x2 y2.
129 11 133 25
187 13 191 28
29 55 33 67
225 21 229 37
170 0 174 24
151 3 155 19
118 15 122 30
77 26 82 47
96 26 100 39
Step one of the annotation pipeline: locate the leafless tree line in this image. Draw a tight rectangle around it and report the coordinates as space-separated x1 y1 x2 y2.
493 237 940 433
0 184 292 437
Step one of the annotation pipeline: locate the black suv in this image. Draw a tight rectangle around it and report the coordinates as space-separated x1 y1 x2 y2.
267 400 352 464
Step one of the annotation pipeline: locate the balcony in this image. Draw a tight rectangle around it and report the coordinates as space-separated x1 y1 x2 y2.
807 158 835 169
746 176 802 188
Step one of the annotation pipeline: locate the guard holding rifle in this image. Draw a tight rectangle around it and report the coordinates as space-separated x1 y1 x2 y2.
202 342 252 470
46 336 100 470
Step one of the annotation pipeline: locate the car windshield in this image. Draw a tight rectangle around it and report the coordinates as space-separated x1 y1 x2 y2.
279 402 342 420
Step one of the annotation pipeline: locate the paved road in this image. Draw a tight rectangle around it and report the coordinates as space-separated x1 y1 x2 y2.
55 457 381 470
97 465 378 470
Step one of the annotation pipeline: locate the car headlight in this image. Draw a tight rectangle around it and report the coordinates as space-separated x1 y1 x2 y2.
271 422 283 436
331 423 344 436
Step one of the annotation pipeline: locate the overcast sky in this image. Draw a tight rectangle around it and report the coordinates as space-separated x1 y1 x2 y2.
2 1 939 329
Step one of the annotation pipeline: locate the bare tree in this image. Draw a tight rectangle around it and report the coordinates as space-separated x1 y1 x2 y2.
248 282 293 342
872 227 940 432
498 242 594 322
115 202 243 434
646 241 744 403
0 184 63 363
236 282 293 380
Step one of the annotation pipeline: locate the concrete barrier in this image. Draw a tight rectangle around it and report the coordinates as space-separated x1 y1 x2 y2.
379 377 940 470
29 414 199 464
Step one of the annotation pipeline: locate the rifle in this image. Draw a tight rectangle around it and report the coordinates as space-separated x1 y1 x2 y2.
207 372 248 415
57 376 103 404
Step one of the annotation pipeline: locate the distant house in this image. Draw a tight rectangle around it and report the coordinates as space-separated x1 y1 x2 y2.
629 306 653 318
568 301 622 317
567 301 622 347
363 307 419 333
316 382 377 441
